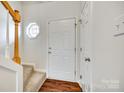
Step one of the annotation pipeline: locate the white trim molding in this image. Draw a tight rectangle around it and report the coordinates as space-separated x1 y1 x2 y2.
0 57 23 92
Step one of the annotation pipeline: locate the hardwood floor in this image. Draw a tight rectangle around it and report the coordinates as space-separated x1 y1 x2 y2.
39 79 82 92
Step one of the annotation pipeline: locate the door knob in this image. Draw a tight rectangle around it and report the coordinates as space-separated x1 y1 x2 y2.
85 57 91 62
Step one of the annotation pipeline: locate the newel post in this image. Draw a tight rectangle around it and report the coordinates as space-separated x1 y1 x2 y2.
12 10 21 64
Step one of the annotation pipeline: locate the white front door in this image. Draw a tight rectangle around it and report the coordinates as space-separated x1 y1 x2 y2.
48 18 76 82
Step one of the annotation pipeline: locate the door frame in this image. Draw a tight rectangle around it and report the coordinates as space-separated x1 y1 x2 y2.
46 17 79 82
79 1 93 91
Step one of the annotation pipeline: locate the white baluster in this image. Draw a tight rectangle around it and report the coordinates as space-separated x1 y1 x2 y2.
5 10 10 61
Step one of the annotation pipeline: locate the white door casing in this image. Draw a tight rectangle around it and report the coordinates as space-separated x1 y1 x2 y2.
48 18 76 82
80 2 93 92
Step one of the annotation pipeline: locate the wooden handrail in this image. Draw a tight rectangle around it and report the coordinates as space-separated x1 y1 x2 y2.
1 1 21 64
1 1 21 22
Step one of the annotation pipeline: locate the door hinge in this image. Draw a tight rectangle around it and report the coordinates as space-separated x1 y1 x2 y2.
75 71 76 76
80 75 82 79
79 19 82 24
80 48 82 52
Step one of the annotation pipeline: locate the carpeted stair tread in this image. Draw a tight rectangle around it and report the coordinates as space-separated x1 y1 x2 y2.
23 71 46 92
23 65 34 87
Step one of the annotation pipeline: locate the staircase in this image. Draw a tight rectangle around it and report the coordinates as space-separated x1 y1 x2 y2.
0 2 46 92
23 64 46 92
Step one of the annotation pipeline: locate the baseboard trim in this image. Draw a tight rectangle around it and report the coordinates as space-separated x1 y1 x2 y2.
77 80 85 92
36 76 47 92
35 68 46 73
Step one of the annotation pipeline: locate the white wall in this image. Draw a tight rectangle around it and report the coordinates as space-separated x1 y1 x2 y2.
91 1 124 92
0 66 16 91
21 2 81 71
